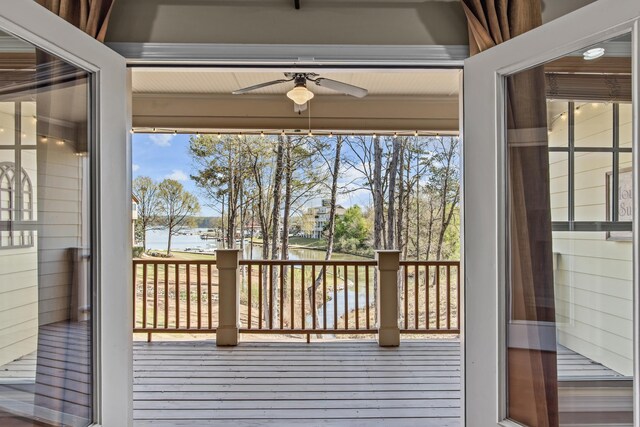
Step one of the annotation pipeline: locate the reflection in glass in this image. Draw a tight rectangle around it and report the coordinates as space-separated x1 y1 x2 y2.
506 33 633 426
0 31 92 426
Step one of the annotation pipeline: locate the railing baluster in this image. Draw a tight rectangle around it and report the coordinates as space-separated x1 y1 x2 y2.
365 265 370 330
208 263 213 330
269 264 273 329
322 266 327 330
197 263 202 329
414 264 419 330
333 264 338 330
132 262 137 329
436 265 440 330
403 264 408 330
258 264 263 330
343 264 348 330
247 264 252 329
301 265 305 329
153 263 158 329
163 264 168 329
186 263 191 329
311 265 316 330
457 264 461 330
354 265 359 330
175 263 180 329
290 264 295 330
425 265 429 330
280 264 284 330
142 263 147 329
447 264 451 330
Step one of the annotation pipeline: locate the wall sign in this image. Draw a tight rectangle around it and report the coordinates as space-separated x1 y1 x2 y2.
606 167 633 241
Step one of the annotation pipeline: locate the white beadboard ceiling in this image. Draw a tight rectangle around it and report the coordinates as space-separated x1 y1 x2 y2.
132 69 461 97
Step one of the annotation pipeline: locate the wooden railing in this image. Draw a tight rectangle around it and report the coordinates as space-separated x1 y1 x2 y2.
133 259 218 336
240 259 378 335
399 261 461 334
133 251 461 343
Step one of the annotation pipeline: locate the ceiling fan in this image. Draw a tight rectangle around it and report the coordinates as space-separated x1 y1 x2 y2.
232 73 368 112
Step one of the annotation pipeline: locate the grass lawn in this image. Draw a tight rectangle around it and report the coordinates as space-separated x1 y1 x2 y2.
250 236 327 250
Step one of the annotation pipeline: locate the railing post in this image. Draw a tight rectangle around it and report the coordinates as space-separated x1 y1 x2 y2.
376 250 401 347
216 249 240 346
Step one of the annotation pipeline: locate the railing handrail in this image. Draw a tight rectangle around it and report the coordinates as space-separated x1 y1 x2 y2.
399 260 460 266
133 258 217 265
133 258 460 266
239 259 378 266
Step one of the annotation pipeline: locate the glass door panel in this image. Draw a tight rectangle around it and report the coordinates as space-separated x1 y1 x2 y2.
0 30 93 426
505 32 633 426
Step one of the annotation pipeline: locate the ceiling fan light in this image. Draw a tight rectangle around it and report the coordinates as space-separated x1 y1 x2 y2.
287 85 315 105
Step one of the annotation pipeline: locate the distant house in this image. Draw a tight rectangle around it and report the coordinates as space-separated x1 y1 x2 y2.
132 194 139 246
303 199 346 239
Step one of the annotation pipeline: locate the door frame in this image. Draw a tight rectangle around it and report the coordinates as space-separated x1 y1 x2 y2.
0 2 131 426
463 0 639 425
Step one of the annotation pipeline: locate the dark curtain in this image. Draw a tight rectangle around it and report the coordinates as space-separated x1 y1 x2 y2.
461 1 559 426
35 0 116 42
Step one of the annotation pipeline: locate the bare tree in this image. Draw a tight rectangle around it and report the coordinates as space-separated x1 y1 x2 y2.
132 176 160 250
157 179 200 255
308 135 343 332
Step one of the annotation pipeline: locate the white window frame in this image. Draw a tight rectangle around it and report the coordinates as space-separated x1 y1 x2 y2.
463 0 639 425
0 2 131 426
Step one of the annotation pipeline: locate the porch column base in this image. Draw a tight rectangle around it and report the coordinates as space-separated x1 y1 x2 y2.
376 250 401 348
378 326 400 347
216 325 239 346
216 249 241 347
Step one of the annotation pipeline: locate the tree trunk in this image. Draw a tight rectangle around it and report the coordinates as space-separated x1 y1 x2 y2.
387 136 401 249
372 136 383 321
166 226 173 255
282 137 292 303
270 136 285 324
308 135 342 333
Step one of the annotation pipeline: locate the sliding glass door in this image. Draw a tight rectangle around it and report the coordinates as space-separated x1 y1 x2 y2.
0 1 130 425
464 1 639 425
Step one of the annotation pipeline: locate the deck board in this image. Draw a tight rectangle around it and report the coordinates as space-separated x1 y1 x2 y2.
133 339 461 426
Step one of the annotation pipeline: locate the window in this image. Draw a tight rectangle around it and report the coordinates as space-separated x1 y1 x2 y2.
549 101 632 232
0 162 34 248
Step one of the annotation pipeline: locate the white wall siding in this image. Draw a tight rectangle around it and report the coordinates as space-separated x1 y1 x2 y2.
37 140 84 326
549 102 634 376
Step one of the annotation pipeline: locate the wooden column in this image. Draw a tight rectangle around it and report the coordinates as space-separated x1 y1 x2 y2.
376 250 400 347
216 249 240 346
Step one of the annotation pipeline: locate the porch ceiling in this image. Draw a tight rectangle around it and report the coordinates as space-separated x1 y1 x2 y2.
131 69 461 133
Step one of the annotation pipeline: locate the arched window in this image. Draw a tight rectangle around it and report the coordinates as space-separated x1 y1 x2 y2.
0 162 34 248
0 163 15 222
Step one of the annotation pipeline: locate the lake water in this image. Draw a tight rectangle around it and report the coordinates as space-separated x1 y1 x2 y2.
145 228 370 262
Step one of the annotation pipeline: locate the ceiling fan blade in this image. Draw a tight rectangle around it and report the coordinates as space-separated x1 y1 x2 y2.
232 79 291 95
294 102 308 113
314 78 368 98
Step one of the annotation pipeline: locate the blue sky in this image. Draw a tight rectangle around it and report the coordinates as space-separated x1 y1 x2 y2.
133 133 373 217
132 133 216 215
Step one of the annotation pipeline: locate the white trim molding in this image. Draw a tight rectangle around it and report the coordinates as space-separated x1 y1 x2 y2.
107 42 469 67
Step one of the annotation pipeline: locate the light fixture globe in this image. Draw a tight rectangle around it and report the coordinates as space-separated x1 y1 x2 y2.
583 47 605 60
287 83 314 105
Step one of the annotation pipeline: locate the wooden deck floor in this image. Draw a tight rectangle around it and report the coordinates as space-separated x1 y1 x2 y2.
133 339 461 426
1 330 632 426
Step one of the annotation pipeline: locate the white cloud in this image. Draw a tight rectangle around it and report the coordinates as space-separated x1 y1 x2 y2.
148 134 175 147
132 164 140 172
166 169 188 181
